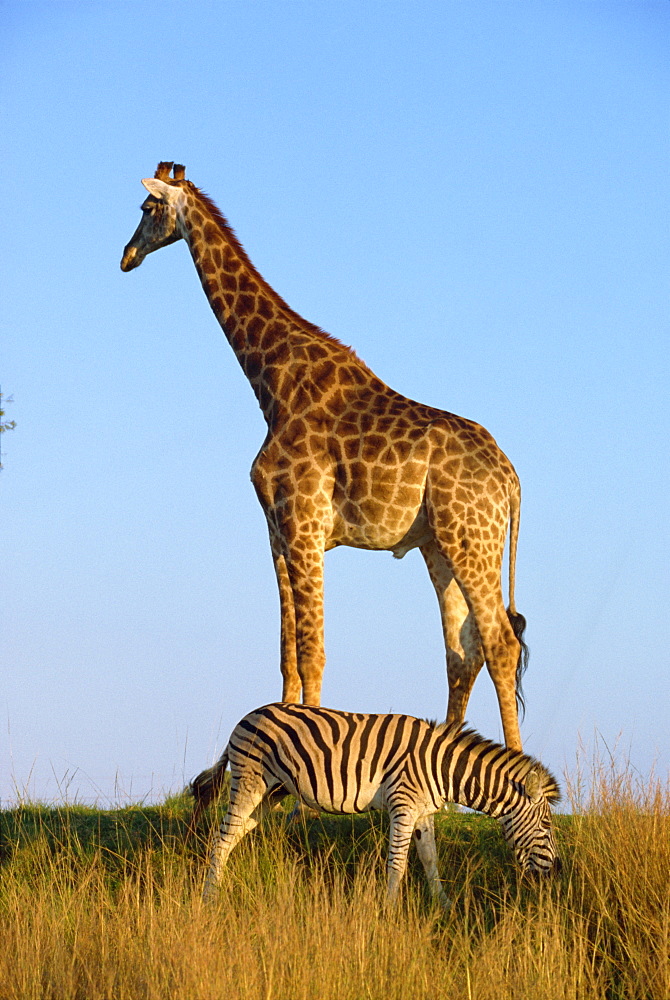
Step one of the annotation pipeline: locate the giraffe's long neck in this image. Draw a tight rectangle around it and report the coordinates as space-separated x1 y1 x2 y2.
179 188 374 425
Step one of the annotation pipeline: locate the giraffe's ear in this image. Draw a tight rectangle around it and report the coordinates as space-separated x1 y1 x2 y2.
141 178 173 200
524 770 542 802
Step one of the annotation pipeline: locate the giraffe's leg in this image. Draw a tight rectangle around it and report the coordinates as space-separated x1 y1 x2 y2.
254 462 328 706
449 583 522 749
413 814 450 908
283 534 326 706
254 471 301 702
424 490 523 751
479 614 523 751
421 541 485 728
453 578 523 750
272 549 300 703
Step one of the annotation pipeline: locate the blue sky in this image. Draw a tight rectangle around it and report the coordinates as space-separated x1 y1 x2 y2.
2 1 668 804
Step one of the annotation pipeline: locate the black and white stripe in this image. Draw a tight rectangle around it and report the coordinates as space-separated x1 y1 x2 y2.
191 703 561 903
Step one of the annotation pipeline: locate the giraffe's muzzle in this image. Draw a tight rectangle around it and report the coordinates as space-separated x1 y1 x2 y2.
120 244 143 271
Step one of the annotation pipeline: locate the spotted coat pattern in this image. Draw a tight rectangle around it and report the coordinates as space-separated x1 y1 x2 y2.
121 162 528 750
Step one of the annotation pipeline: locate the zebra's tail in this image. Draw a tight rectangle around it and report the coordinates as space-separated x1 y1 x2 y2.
185 747 229 843
507 477 529 718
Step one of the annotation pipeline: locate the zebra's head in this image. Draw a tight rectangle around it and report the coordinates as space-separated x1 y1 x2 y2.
498 766 562 875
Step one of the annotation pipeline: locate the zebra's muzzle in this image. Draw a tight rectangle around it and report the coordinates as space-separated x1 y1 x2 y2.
526 855 562 879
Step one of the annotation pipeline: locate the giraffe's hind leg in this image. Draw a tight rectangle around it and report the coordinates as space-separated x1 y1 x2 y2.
424 489 523 751
462 586 523 750
421 540 485 728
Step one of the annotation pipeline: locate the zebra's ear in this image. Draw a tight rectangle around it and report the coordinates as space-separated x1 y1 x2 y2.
525 770 542 802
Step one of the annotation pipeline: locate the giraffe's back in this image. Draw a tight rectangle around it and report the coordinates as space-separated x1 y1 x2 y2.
321 388 517 553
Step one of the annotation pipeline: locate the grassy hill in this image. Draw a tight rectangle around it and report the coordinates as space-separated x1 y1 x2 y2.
0 771 668 999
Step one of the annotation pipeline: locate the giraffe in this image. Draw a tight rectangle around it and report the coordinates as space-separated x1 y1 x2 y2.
121 162 529 751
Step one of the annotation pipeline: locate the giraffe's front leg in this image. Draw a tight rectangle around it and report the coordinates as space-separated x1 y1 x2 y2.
252 455 329 707
253 463 303 703
285 535 326 706
271 548 300 703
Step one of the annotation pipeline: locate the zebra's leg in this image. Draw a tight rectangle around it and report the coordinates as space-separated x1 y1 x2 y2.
203 773 275 901
385 807 417 904
413 815 450 908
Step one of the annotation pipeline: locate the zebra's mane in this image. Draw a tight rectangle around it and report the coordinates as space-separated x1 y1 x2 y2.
430 721 562 803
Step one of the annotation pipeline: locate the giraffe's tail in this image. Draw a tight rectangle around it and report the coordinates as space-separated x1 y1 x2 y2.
507 476 529 717
185 747 229 843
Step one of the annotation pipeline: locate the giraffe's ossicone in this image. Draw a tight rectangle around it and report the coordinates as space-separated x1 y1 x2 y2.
121 162 529 750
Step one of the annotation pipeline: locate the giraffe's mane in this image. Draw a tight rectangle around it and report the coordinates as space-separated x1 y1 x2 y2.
432 722 562 802
184 181 371 371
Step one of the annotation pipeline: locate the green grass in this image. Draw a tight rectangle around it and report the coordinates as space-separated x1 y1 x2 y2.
0 796 528 904
0 768 668 999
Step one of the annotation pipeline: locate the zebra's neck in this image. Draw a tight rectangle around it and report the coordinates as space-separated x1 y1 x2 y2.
438 727 528 817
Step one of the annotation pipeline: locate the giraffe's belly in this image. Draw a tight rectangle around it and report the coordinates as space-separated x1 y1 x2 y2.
328 498 431 555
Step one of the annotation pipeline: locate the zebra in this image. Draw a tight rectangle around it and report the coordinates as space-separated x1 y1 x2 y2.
190 703 561 904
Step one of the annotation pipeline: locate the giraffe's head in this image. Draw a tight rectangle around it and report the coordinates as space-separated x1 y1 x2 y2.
120 162 188 272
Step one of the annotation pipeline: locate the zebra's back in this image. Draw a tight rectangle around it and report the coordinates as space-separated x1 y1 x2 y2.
228 703 447 815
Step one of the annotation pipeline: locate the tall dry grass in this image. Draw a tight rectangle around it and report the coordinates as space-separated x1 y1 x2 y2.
0 756 668 1000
